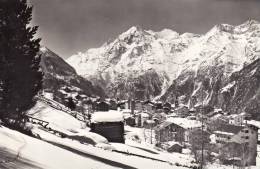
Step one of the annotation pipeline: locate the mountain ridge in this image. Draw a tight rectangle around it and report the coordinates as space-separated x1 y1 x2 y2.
66 20 260 118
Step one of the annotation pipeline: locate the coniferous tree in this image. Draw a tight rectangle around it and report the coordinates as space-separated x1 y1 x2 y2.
0 0 42 121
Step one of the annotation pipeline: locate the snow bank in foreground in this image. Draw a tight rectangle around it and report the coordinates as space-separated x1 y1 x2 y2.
0 126 117 169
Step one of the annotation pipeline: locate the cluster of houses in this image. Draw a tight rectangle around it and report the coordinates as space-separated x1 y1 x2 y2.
81 98 259 167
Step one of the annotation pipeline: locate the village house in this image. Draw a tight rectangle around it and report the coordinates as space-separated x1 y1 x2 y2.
213 123 258 166
135 112 151 127
96 101 110 111
135 100 143 112
152 113 166 124
108 99 118 110
82 99 94 119
207 108 224 118
117 100 128 109
154 117 202 144
153 102 163 111
163 102 171 114
188 107 196 115
90 110 125 143
174 105 190 118
228 112 250 126
141 100 154 113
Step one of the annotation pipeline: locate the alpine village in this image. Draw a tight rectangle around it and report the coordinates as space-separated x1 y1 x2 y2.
0 1 260 169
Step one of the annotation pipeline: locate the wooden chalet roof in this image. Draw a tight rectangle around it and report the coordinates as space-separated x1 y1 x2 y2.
214 124 244 135
153 121 173 131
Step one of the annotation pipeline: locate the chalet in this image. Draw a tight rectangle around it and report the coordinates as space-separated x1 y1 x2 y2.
90 110 125 143
213 124 258 166
167 142 183 153
228 112 250 126
207 117 229 132
143 120 156 129
96 101 110 111
174 105 189 117
125 116 135 126
125 99 139 114
207 108 223 118
154 121 174 143
154 117 201 144
135 100 143 111
153 102 163 111
163 102 171 114
135 112 150 127
117 100 128 109
152 113 166 124
157 141 183 153
167 117 202 143
188 108 196 114
108 99 118 110
246 120 260 143
142 100 154 113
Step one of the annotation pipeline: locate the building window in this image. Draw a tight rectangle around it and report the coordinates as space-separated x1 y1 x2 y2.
241 136 249 139
244 130 249 133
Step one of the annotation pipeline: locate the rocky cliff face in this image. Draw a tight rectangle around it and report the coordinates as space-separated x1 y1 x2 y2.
39 47 105 105
67 20 260 117
161 20 260 118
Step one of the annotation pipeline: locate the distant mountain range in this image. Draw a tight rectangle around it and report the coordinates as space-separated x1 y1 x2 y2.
49 20 259 119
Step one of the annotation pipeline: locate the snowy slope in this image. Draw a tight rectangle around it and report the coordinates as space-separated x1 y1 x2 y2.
1 101 195 169
27 101 85 131
0 126 117 169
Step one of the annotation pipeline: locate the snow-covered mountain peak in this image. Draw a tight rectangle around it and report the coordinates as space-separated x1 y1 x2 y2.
67 21 260 101
206 20 260 37
117 25 147 43
155 28 180 40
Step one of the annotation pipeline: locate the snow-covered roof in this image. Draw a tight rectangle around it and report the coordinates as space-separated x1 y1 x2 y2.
214 131 234 136
166 117 201 129
140 112 150 118
91 110 124 123
214 108 222 113
213 124 244 135
246 120 260 128
145 120 155 124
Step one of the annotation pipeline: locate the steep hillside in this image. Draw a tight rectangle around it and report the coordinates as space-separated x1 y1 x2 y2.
39 47 105 105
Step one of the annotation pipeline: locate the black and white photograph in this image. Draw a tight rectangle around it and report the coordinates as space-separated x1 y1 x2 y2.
0 0 260 168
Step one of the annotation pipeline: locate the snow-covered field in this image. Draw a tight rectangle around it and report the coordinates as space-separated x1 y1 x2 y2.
0 126 117 169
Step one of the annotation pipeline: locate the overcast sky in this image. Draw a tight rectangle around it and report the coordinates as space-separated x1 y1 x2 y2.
29 0 260 59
